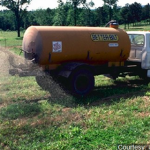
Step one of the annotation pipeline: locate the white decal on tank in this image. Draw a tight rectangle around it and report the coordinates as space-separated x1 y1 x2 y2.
52 41 62 52
108 43 119 47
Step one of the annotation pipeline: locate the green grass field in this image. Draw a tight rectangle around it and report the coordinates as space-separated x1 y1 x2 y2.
120 23 150 31
0 29 150 149
0 31 24 55
0 75 150 149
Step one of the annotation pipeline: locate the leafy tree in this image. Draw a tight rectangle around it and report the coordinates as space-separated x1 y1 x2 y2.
103 0 118 21
0 0 32 37
112 4 121 22
142 3 150 24
23 11 39 27
66 6 74 25
77 1 95 26
0 10 15 30
32 9 53 26
97 5 109 26
94 6 107 26
120 4 132 29
1 1 149 30
46 8 55 25
67 0 86 26
129 2 142 26
78 7 91 26
53 0 68 26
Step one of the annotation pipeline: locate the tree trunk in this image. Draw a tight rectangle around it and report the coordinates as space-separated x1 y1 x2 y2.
74 5 77 26
124 23 126 29
15 10 20 37
109 6 112 21
17 16 20 37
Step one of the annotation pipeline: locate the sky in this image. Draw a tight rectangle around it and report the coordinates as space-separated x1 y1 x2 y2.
0 0 150 10
27 0 150 10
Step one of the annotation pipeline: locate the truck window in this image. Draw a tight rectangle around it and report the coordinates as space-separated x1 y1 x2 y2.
128 34 144 47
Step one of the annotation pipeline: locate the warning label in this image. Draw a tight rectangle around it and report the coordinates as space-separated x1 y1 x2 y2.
52 41 62 52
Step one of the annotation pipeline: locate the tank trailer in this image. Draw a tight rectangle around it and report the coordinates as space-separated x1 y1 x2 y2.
16 21 150 95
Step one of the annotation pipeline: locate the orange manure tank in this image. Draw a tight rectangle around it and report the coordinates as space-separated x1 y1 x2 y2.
23 26 130 69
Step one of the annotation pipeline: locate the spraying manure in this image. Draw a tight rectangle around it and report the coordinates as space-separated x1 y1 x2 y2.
0 47 69 100
0 46 33 76
0 46 25 77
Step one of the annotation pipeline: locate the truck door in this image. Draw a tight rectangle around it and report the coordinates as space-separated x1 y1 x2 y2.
128 34 144 62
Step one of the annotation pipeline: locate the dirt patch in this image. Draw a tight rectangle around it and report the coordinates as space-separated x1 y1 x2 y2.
0 49 10 76
135 112 150 118
0 46 26 77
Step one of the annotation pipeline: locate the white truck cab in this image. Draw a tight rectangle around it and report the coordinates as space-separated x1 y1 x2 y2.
127 31 150 77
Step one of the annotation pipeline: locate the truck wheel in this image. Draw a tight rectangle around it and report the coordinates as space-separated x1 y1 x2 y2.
70 69 94 96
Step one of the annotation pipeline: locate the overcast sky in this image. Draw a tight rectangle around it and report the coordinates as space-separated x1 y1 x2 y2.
27 0 150 10
0 0 150 10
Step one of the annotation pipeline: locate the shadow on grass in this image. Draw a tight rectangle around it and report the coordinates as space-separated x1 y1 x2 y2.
15 37 23 40
36 75 150 107
1 77 148 121
87 78 149 106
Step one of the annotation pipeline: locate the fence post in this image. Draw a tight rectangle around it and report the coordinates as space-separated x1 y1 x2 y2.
5 39 6 48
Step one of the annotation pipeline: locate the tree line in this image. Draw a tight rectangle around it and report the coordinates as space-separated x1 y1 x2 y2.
0 0 150 37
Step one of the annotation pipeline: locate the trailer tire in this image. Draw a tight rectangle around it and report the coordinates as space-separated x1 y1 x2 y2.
70 69 94 96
